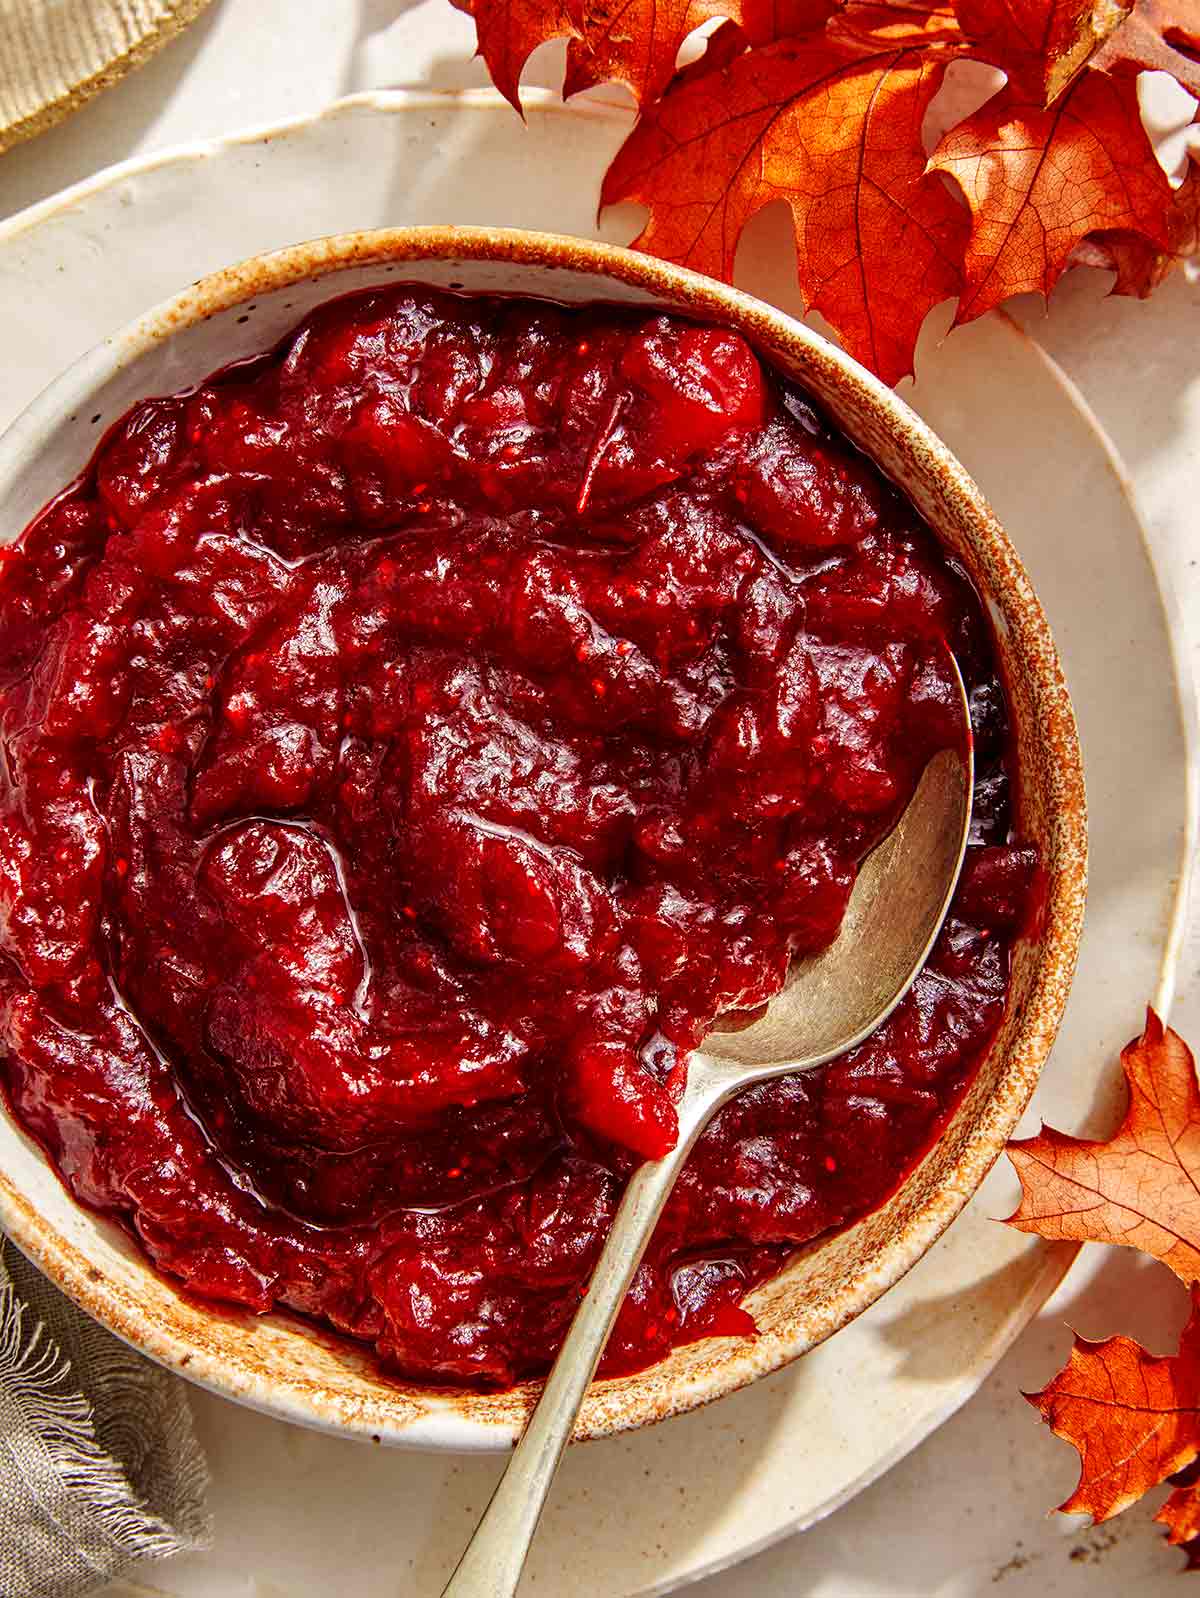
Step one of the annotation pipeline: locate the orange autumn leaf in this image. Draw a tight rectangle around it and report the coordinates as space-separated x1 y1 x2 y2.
600 7 969 384
827 0 967 41
952 0 1134 103
463 0 583 110
1006 1010 1200 1281
562 0 753 103
1158 1461 1200 1568
1027 1287 1200 1523
456 0 1192 384
1093 0 1200 98
667 14 751 82
461 0 842 110
740 0 847 39
928 69 1171 322
1075 145 1200 294
1011 1010 1200 1566
562 0 841 102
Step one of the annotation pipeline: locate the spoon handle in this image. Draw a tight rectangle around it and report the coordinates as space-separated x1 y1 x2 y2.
440 1060 734 1598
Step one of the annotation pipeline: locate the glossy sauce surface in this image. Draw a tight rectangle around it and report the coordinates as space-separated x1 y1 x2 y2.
0 288 1034 1384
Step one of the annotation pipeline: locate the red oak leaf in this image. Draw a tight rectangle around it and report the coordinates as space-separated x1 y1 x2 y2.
668 15 752 83
1027 1287 1200 1523
464 0 841 109
929 68 1171 322
562 0 755 103
953 0 1134 102
464 0 583 110
740 0 846 40
600 7 970 384
1074 145 1200 293
1159 1460 1200 1569
1005 1010 1200 1281
830 0 967 42
1093 0 1200 98
457 0 1190 381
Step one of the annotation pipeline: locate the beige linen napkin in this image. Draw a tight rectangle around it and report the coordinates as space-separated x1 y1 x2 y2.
0 1240 210 1597
0 0 214 155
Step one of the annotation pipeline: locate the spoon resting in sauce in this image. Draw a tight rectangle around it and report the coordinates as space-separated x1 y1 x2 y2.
442 656 974 1598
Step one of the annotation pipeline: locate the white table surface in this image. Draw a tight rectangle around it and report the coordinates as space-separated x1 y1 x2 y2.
1 3 1198 1593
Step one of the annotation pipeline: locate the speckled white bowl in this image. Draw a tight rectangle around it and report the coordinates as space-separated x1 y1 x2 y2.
0 227 1086 1451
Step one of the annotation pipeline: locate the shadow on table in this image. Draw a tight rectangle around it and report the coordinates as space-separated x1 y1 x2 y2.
345 0 539 99
321 63 646 253
879 1242 1189 1389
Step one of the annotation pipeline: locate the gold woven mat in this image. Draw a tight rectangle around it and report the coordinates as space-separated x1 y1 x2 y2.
0 0 212 155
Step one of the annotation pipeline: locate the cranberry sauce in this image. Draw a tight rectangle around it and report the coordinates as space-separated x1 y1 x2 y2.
0 287 1034 1385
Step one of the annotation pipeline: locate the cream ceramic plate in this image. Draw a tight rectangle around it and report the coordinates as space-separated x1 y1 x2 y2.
0 0 212 153
0 91 1189 1597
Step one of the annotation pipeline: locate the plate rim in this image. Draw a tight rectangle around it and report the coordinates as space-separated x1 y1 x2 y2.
0 84 1192 1593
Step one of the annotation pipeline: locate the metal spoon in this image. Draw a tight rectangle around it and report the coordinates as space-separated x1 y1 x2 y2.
442 666 973 1598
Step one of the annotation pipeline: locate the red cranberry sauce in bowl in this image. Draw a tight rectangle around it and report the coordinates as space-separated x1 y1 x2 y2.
0 285 1035 1388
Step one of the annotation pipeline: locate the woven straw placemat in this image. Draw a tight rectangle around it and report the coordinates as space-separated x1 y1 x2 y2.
0 0 212 155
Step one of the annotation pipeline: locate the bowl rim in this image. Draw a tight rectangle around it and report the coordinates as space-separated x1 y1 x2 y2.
0 225 1087 1451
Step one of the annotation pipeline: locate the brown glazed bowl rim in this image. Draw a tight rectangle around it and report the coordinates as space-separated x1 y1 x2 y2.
0 227 1087 1450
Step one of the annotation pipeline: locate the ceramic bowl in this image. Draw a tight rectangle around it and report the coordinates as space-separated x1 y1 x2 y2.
0 227 1087 1451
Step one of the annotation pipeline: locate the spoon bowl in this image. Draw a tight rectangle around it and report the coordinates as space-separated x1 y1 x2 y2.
443 668 974 1597
701 743 973 1071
